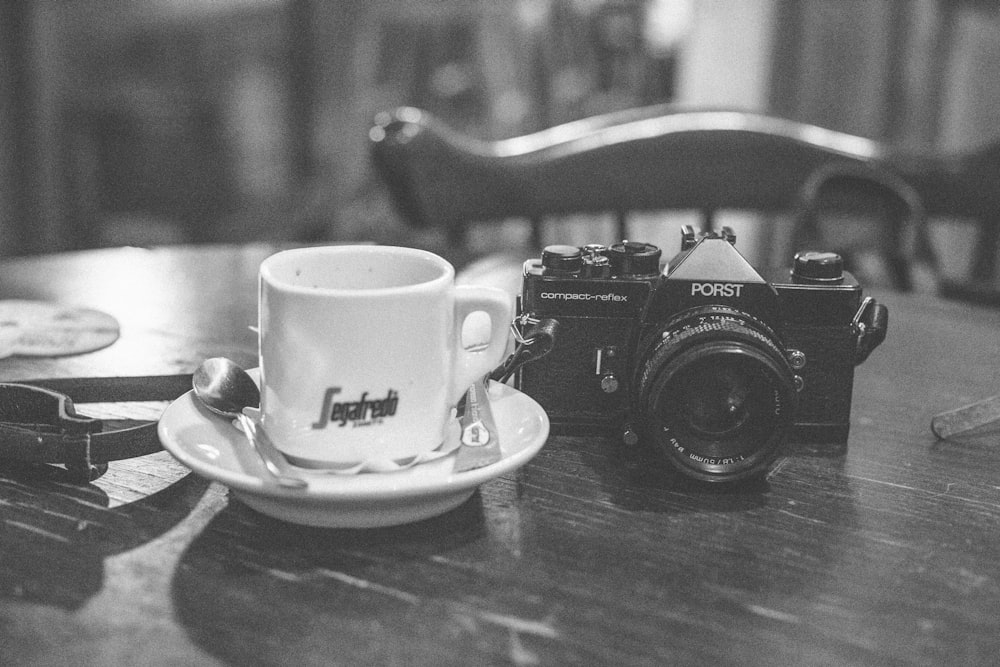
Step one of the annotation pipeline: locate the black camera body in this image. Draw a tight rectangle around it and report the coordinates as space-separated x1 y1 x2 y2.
516 227 887 482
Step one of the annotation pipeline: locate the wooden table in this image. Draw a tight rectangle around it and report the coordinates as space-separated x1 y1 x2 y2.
1 244 999 666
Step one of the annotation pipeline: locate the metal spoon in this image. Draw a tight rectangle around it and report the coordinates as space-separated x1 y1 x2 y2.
192 357 307 489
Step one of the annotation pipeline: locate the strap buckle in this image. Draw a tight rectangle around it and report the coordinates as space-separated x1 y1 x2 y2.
851 297 889 365
0 383 106 482
491 315 561 384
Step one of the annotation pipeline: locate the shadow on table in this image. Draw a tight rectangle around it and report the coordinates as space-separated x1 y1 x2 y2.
528 435 775 515
171 494 517 666
0 465 210 609
538 432 852 517
171 452 864 666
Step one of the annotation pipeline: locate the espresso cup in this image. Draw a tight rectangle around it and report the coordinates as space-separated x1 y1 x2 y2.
258 245 513 467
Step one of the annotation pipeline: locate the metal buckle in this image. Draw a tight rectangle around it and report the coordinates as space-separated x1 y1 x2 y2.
851 296 876 336
0 383 107 482
511 313 541 346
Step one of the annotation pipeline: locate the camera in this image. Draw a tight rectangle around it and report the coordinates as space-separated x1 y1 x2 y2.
515 226 888 483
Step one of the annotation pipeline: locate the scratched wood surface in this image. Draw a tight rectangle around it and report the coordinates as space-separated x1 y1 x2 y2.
1 244 999 666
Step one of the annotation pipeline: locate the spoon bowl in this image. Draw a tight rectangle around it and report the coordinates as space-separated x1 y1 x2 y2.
192 357 306 489
192 357 261 417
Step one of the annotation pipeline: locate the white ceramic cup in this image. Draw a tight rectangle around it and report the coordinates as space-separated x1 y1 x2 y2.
258 245 513 467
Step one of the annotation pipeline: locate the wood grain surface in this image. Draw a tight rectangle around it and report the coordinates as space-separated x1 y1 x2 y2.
1 244 998 666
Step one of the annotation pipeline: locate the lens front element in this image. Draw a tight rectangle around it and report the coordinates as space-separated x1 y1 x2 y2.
681 354 758 437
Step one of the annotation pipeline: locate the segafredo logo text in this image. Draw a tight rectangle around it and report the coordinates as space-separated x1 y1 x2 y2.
311 388 399 429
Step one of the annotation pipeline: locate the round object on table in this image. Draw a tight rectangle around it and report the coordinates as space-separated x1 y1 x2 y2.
0 300 120 358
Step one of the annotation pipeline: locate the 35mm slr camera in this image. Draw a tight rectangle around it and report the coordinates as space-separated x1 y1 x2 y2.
516 227 888 483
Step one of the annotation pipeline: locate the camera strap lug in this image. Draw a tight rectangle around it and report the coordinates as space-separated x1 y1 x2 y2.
490 316 561 384
852 296 889 365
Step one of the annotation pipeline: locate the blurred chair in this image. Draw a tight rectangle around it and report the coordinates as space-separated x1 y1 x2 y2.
888 143 1000 306
370 104 951 293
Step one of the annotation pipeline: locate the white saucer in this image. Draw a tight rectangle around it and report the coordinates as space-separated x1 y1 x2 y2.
158 377 549 528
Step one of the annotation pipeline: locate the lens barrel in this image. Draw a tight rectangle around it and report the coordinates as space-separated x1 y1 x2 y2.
637 306 797 482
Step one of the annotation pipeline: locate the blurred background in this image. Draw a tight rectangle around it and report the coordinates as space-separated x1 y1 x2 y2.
2 0 999 261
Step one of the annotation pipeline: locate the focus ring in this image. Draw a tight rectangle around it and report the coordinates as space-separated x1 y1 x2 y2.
640 308 787 394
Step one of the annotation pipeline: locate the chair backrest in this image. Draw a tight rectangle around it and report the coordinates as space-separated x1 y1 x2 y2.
370 104 949 291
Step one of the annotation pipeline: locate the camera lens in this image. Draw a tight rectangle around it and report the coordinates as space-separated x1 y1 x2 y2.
637 307 797 482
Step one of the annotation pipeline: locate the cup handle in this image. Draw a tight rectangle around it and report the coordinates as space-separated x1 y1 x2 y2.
449 286 514 405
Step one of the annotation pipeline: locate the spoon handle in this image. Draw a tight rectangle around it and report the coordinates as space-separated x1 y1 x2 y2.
237 412 308 489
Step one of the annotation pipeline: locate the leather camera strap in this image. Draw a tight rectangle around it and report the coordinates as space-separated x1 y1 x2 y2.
0 375 191 481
